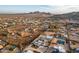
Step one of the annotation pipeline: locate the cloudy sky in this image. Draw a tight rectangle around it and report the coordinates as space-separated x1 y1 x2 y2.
0 5 79 14
51 5 79 14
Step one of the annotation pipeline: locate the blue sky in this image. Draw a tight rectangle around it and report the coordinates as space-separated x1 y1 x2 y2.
0 5 79 14
0 5 53 13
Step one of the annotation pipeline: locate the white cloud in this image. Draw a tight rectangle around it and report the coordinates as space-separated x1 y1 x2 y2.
50 5 79 14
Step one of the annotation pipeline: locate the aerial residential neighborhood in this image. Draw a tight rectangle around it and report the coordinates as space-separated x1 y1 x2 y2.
0 6 78 53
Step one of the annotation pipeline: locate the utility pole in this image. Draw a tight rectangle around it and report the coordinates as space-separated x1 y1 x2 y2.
65 18 71 53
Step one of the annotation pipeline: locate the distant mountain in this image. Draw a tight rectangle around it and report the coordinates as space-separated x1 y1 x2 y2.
0 11 53 17
0 11 79 23
51 12 79 21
